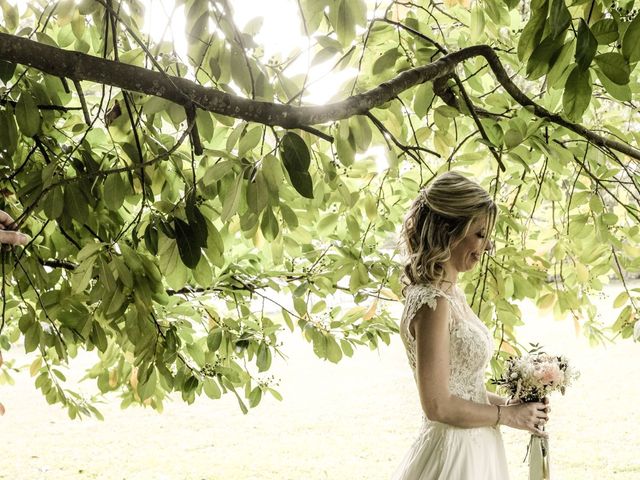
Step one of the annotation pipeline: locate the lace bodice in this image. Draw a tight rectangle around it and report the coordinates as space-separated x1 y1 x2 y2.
399 283 494 410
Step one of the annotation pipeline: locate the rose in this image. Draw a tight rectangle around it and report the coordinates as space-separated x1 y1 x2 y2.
533 362 564 386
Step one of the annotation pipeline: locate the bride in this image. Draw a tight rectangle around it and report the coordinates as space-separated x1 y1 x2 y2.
392 171 550 480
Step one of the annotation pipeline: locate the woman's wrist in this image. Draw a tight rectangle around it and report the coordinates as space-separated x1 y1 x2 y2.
486 391 510 406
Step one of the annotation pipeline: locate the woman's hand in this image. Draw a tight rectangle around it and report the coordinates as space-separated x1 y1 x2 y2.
501 398 550 438
0 210 29 246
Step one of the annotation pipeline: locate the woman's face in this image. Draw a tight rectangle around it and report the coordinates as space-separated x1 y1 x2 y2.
449 216 493 273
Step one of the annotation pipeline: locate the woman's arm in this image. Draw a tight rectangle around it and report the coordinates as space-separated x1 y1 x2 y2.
413 297 502 428
413 298 546 432
487 391 509 406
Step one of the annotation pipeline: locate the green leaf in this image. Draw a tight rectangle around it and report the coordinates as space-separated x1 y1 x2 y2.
138 367 157 401
280 132 313 199
333 0 356 46
281 308 294 332
207 329 223 352
326 335 343 363
311 330 327 359
0 109 18 155
256 342 272 372
43 186 64 220
183 375 199 394
260 206 279 241
517 4 548 62
280 204 298 229
174 218 201 269
281 131 310 170
575 19 597 71
372 48 400 75
594 52 630 85
622 10 640 62
268 387 283 401
562 66 591 121
64 183 89 224
594 68 631 102
186 193 208 249
550 0 571 39
221 173 243 222
340 339 354 357
15 93 41 137
413 82 435 118
591 18 619 45
335 137 354 167
71 256 97 294
349 115 372 151
470 2 485 41
230 46 253 95
204 378 221 399
613 291 629 309
246 169 269 214
0 61 16 84
103 173 126 211
547 39 575 87
526 34 565 79
237 126 263 157
143 96 172 115
248 386 262 408
144 224 159 256
1 3 19 33
261 154 284 195
24 323 41 354
203 160 234 186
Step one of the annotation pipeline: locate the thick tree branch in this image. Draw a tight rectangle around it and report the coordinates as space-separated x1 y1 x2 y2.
1 34 639 162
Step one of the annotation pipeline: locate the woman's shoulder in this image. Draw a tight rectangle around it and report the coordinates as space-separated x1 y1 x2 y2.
405 282 453 297
403 282 454 310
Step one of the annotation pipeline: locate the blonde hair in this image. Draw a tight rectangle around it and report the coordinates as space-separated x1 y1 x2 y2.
399 171 497 294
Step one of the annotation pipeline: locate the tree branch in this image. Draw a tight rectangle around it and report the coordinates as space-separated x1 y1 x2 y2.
1 34 638 162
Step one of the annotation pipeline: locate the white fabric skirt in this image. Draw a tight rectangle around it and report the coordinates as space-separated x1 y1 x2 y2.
391 420 510 480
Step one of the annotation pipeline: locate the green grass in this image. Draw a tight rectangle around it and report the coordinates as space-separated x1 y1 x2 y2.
1 281 639 479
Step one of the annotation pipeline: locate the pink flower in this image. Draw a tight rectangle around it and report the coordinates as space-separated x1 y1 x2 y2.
533 363 564 386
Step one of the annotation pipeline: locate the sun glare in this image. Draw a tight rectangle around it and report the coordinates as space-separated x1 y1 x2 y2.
141 0 357 105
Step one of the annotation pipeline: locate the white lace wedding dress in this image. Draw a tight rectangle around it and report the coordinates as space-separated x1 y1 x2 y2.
391 282 510 479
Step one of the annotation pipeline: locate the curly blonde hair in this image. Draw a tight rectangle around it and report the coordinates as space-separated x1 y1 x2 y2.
399 171 497 294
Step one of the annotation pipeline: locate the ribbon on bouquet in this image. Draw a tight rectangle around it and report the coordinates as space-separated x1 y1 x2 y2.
525 430 550 480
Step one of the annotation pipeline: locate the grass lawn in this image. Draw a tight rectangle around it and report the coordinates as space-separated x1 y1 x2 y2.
1 281 639 479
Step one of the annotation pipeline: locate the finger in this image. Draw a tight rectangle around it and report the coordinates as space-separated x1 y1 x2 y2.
532 423 548 438
0 230 30 246
0 210 17 230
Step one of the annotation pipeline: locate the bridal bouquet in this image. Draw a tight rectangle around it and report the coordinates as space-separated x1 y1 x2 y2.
492 350 580 480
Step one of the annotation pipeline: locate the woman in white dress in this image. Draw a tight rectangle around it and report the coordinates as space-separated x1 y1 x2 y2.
392 171 550 480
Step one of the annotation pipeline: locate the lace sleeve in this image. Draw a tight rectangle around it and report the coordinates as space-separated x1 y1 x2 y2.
403 284 452 341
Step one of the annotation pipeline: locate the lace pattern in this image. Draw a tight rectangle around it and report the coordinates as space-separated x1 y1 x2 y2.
399 283 493 409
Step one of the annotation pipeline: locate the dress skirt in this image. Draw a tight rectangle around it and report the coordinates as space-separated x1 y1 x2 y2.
391 420 510 480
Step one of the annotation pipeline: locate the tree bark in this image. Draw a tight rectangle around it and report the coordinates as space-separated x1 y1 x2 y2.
1 32 639 162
